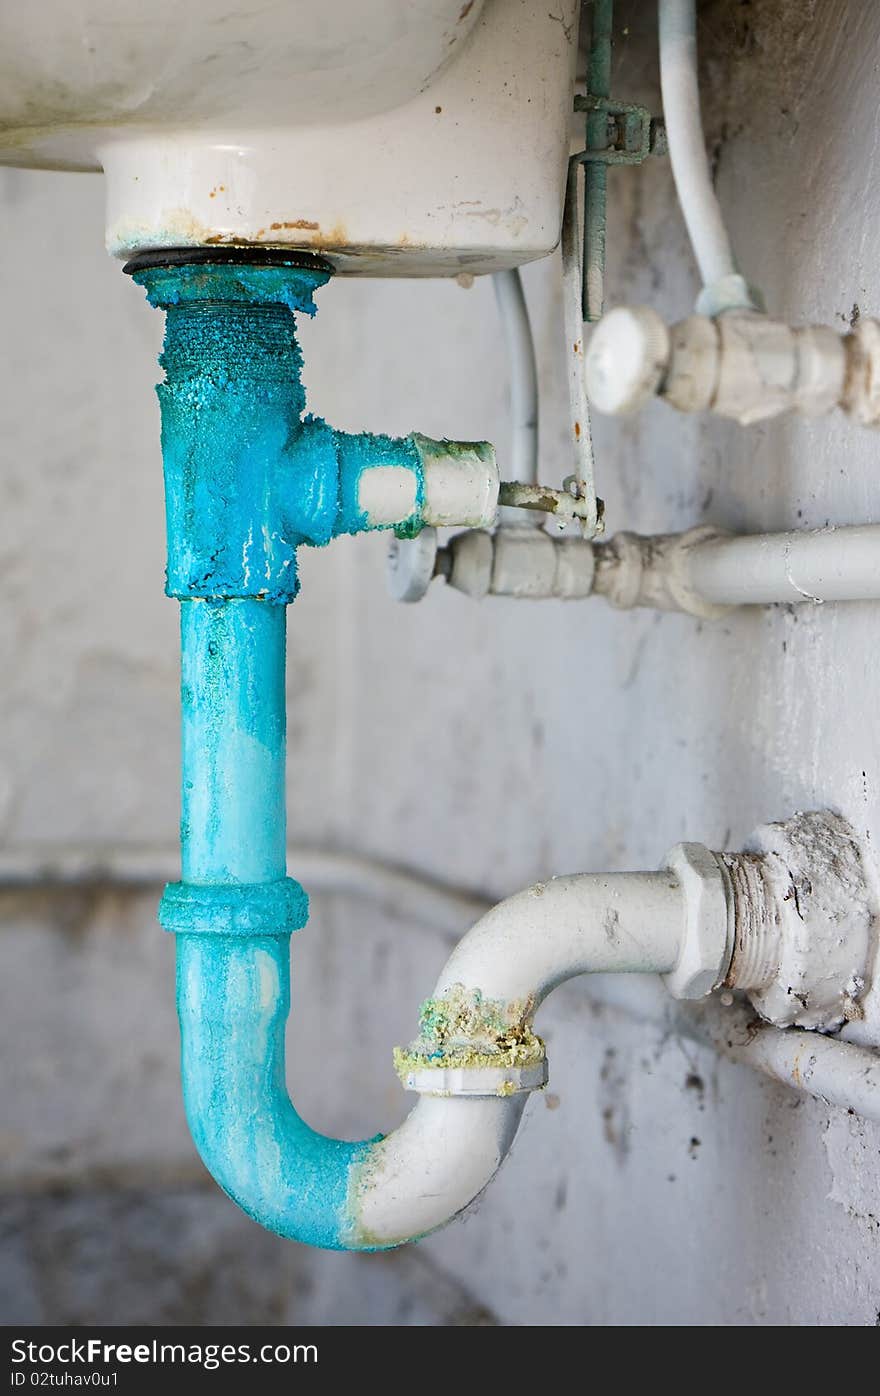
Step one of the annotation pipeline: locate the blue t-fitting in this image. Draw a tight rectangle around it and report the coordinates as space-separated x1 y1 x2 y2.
132 257 425 603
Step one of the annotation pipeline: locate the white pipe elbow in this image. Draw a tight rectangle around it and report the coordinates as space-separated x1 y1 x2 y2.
433 871 686 1004
358 870 691 1246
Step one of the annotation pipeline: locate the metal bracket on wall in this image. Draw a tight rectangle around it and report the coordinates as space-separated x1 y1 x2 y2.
577 0 666 322
574 96 667 167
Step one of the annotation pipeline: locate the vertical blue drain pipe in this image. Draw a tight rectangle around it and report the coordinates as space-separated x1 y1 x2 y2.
128 252 433 1249
173 597 374 1250
180 600 287 886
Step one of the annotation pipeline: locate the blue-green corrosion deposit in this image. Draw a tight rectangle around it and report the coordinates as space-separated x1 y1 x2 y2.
134 260 434 1249
133 261 425 603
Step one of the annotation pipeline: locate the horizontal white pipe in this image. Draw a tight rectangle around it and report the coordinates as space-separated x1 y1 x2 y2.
684 525 880 606
448 524 880 611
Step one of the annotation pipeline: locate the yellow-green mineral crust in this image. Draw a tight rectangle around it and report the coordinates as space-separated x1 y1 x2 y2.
393 983 545 1083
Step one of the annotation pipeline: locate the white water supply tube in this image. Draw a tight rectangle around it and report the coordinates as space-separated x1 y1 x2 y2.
492 269 539 491
658 0 753 313
387 266 541 602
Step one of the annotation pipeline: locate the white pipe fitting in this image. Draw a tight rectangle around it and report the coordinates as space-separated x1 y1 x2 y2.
413 435 500 528
663 842 732 999
360 436 499 531
363 811 874 1244
719 812 875 1029
585 305 880 427
396 810 874 1096
394 868 696 1103
363 810 873 1244
366 866 696 1243
591 525 730 618
446 526 595 601
441 523 880 612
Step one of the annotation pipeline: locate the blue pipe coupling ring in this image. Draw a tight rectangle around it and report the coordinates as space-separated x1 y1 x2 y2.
159 878 309 936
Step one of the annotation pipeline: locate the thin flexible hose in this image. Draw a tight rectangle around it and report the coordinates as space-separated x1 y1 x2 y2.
492 268 539 486
658 0 740 294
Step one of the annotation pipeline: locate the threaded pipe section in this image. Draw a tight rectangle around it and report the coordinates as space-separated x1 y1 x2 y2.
719 853 781 991
161 303 303 384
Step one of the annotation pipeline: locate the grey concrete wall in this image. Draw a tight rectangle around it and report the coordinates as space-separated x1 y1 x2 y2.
1 0 879 1325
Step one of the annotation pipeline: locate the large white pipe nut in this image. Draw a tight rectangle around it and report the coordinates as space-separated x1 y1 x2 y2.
662 842 733 1000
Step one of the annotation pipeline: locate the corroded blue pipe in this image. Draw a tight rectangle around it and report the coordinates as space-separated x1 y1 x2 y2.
171 598 374 1249
130 255 491 1248
136 259 426 605
177 934 374 1250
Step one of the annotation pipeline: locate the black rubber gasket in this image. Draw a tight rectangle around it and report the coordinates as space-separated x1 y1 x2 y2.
122 246 334 277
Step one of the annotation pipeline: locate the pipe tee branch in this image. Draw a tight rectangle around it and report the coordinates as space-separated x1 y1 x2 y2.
130 256 498 604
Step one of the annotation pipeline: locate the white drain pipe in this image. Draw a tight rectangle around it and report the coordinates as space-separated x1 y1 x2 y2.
362 864 696 1244
369 812 874 1243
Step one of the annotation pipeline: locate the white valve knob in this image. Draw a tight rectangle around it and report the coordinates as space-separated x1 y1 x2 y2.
584 305 671 416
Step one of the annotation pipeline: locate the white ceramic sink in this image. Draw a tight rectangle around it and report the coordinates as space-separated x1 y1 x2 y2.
0 0 579 276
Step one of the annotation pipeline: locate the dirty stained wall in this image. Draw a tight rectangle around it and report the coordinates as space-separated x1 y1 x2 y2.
1 0 879 1325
